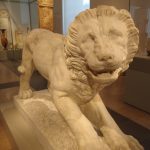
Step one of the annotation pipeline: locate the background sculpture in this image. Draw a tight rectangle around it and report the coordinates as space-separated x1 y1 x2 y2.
0 29 8 50
18 5 143 150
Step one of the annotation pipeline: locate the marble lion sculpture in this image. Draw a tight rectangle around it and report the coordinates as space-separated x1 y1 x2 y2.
18 5 143 150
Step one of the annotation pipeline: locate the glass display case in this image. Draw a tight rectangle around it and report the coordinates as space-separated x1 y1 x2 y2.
0 0 38 54
0 0 150 57
130 0 150 56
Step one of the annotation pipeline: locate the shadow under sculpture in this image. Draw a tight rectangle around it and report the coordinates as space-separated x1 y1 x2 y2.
17 5 144 150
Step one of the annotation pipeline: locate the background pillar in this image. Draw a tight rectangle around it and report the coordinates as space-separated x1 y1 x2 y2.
38 0 53 31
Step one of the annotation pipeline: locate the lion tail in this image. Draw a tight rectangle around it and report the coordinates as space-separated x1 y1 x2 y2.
18 65 26 74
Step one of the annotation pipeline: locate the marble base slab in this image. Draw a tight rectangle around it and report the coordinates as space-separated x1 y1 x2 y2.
0 101 43 150
14 90 78 150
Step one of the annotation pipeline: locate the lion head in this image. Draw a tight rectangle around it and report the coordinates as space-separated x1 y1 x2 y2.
64 5 139 89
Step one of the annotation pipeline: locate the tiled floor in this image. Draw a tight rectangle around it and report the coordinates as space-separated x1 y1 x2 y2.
0 61 150 150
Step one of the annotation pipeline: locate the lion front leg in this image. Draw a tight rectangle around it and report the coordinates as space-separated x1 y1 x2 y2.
81 94 123 133
81 94 144 150
53 90 110 150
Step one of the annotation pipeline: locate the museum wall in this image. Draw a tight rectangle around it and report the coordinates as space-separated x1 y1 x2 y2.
29 1 39 29
62 0 90 34
90 0 129 10
53 0 90 34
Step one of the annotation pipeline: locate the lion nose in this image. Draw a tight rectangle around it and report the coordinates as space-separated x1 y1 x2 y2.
97 55 113 62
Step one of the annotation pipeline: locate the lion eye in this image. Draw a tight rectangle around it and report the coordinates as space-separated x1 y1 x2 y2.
89 33 96 41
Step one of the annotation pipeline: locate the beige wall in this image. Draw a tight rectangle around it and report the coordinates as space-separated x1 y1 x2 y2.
91 0 129 10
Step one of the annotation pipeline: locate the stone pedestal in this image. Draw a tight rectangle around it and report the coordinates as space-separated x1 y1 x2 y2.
15 90 78 150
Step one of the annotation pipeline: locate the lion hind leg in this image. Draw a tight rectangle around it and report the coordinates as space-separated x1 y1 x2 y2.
18 43 34 99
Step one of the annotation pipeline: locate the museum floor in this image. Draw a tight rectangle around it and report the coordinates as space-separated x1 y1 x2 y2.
0 61 150 150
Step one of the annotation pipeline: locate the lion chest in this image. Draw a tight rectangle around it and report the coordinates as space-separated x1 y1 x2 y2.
71 80 98 104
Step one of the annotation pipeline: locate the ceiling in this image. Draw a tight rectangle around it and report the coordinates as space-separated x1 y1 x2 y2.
0 0 37 3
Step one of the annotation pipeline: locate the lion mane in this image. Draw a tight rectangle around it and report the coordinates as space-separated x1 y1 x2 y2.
64 5 139 90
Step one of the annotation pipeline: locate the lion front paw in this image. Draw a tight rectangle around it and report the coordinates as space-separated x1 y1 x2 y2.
19 89 32 99
79 137 110 150
101 126 130 150
125 135 144 150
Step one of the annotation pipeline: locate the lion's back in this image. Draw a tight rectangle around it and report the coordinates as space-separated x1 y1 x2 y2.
26 29 64 51
25 29 65 79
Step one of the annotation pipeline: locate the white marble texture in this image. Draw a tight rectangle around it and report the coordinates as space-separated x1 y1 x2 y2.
17 5 143 150
15 90 78 150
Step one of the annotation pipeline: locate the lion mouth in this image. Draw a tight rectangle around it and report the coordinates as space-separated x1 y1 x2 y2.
87 67 122 83
90 69 114 76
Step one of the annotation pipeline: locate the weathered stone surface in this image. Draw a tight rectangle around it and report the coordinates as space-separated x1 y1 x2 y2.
17 5 143 150
15 90 78 150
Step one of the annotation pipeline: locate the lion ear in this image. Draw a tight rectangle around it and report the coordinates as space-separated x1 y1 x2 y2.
122 28 139 72
117 8 139 73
